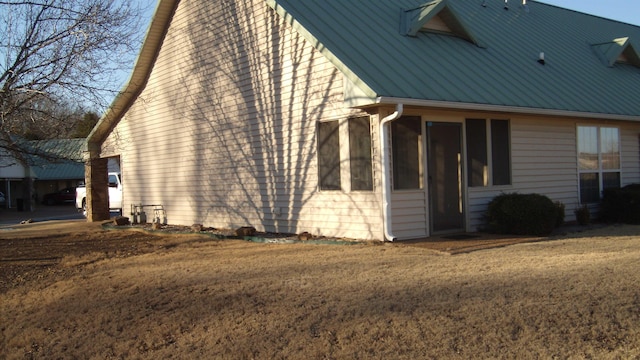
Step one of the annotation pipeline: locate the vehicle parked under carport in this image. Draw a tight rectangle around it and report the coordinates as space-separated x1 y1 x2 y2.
42 187 76 205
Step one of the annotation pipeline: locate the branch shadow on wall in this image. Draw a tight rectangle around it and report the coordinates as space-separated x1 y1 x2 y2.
169 1 376 237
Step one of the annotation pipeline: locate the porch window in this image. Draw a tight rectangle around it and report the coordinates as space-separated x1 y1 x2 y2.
392 116 423 190
491 120 511 186
577 126 620 203
466 119 487 187
318 121 341 190
465 119 511 187
349 117 373 191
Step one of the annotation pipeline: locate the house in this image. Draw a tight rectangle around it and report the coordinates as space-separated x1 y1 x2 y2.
84 0 640 240
0 139 85 210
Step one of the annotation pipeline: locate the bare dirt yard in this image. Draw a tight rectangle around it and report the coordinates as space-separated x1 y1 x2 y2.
1 221 639 359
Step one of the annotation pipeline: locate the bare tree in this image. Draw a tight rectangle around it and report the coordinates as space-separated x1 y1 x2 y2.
0 0 150 162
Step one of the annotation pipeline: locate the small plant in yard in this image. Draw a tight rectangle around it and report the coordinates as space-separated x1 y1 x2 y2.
486 193 564 236
574 205 591 226
554 201 565 228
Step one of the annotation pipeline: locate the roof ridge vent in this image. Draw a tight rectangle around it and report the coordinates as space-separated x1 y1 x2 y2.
591 37 640 68
400 0 483 47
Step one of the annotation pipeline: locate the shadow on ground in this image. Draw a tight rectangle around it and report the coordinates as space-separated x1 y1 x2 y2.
400 223 609 254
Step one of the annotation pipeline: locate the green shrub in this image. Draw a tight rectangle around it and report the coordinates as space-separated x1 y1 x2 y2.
486 193 564 236
600 185 640 224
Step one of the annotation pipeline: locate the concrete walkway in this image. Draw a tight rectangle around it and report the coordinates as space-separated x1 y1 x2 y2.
0 205 84 227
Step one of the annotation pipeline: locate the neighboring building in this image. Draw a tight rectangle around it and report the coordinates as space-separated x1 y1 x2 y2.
0 139 84 209
85 0 640 240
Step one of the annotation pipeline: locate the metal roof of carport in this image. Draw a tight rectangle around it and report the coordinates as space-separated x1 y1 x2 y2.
266 0 640 119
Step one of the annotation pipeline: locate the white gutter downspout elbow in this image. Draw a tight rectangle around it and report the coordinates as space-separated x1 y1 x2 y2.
380 104 403 241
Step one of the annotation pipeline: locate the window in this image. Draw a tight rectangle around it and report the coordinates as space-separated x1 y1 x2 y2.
392 116 422 190
349 117 373 191
466 119 487 187
108 174 119 187
465 119 511 187
491 120 511 186
318 121 341 190
578 126 621 203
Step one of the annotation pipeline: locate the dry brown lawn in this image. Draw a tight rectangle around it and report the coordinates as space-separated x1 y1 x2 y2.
1 221 639 359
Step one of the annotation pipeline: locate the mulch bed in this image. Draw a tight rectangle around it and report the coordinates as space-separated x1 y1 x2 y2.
107 219 603 255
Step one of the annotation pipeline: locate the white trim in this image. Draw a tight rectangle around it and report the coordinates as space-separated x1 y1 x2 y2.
576 125 622 204
380 104 404 241
87 0 180 153
374 97 640 122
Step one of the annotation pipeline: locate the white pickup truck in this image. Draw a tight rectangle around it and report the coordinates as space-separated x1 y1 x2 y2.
75 172 123 216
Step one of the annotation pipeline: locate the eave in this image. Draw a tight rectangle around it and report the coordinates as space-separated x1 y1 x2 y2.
85 0 180 156
365 96 640 122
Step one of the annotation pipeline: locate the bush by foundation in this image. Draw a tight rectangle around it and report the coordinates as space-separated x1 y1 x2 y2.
486 193 564 236
600 185 640 224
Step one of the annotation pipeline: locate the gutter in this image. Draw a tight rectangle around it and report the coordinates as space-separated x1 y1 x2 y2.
380 104 403 242
375 96 640 122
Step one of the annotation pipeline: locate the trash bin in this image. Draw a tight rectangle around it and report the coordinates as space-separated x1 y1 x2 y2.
16 198 24 211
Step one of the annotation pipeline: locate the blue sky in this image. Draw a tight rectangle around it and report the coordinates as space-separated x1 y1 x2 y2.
536 0 640 26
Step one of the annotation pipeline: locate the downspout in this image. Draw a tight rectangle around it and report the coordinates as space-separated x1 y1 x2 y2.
380 103 403 241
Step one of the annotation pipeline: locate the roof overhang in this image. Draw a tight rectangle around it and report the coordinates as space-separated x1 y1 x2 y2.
363 96 640 122
85 0 180 158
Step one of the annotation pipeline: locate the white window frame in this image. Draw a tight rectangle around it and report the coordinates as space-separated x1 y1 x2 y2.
577 125 621 204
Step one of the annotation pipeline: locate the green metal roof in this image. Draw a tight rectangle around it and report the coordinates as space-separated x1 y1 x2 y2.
26 139 84 180
267 0 640 118
591 37 640 68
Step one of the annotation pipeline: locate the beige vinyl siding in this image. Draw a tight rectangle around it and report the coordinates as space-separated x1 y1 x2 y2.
467 117 640 231
621 123 640 186
468 117 579 230
102 0 383 240
99 0 640 240
391 191 428 240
